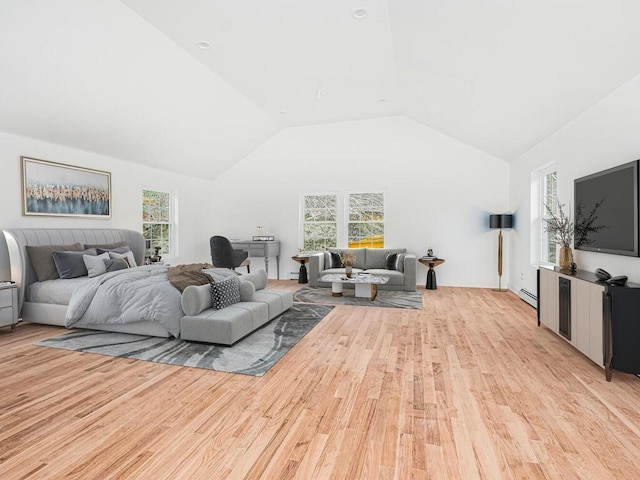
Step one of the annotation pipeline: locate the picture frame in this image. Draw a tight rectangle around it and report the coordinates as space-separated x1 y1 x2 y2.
252 235 275 241
21 156 111 218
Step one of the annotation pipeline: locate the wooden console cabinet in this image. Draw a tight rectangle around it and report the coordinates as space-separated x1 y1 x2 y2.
539 267 604 369
539 266 640 381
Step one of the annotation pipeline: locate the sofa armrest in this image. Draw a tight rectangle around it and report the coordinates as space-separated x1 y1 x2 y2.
308 252 324 287
403 254 417 292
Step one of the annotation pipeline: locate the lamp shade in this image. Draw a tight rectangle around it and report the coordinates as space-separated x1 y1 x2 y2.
489 214 513 229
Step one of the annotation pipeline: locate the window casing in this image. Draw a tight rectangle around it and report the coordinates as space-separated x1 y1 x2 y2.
531 163 557 264
302 194 338 250
541 170 558 263
347 192 385 248
142 189 176 257
301 191 385 250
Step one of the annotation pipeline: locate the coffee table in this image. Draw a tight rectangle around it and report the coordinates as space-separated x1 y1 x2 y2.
319 273 389 300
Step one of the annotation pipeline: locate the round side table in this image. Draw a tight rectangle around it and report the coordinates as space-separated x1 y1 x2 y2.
292 254 311 284
418 258 445 290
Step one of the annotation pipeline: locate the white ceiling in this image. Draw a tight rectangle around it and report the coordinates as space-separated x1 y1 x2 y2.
3 1 640 178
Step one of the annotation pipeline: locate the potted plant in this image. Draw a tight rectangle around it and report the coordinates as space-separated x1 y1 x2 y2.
342 251 355 277
543 202 574 268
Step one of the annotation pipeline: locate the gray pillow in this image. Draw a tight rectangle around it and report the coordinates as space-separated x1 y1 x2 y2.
106 250 137 267
27 243 84 281
104 258 129 272
52 250 95 279
83 252 110 278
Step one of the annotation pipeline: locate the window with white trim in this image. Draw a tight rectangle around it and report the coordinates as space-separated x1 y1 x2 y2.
347 192 385 248
532 164 557 264
142 189 176 257
302 193 338 250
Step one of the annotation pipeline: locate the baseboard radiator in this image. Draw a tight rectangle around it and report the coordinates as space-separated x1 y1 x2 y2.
519 288 537 309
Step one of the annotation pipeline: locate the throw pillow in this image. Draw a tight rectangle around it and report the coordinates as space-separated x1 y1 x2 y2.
52 250 95 279
27 243 84 282
329 252 343 268
103 258 129 272
83 252 110 278
385 253 398 270
210 275 241 310
384 253 406 272
106 250 137 267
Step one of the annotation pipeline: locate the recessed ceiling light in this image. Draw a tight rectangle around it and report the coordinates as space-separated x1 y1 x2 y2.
353 8 368 19
378 98 388 103
196 41 211 50
279 111 287 115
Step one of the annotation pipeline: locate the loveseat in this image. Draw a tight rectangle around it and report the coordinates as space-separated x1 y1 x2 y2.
180 270 293 345
308 248 417 292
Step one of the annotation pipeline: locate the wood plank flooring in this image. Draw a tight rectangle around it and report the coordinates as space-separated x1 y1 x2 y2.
1 283 640 479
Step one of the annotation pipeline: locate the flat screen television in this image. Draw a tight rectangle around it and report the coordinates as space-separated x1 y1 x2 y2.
574 160 639 257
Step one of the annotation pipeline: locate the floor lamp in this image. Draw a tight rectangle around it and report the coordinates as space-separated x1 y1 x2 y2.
489 214 513 292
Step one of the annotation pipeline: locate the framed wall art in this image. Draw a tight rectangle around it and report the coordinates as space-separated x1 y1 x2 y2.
21 156 111 218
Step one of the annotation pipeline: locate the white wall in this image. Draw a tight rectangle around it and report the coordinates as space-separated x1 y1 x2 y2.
0 131 215 280
509 72 640 296
208 116 510 287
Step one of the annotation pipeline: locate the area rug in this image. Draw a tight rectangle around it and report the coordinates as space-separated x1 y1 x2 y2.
293 286 423 310
35 304 333 376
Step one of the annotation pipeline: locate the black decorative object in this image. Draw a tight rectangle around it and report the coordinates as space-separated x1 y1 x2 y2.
595 268 612 281
569 262 577 273
489 213 513 292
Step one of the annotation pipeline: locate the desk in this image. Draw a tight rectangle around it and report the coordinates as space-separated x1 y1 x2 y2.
292 254 311 283
418 258 445 290
231 240 280 279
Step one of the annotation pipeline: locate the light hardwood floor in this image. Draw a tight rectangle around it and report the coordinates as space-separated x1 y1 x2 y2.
1 283 640 479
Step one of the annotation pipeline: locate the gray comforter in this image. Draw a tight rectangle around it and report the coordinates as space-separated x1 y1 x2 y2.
65 265 183 337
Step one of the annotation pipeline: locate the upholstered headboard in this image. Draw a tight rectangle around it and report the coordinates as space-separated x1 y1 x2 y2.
3 228 145 314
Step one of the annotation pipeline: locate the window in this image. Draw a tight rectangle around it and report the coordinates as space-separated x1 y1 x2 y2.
302 194 337 250
542 170 558 263
142 189 175 256
532 163 557 264
347 192 385 248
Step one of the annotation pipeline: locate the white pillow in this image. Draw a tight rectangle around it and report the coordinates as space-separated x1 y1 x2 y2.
83 252 110 278
108 250 137 267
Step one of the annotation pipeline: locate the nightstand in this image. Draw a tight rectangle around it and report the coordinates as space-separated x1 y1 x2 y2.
0 283 18 331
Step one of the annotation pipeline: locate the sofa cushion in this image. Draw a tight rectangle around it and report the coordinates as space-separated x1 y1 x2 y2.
252 289 294 320
364 269 405 286
329 251 342 268
180 304 259 345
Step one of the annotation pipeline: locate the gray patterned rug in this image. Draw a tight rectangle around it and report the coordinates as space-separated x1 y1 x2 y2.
293 286 423 309
36 304 333 376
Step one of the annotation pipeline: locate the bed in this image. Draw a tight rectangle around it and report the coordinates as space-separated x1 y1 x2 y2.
4 228 175 337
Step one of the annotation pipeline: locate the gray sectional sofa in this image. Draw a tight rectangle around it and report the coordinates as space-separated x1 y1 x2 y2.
180 270 293 345
308 248 417 292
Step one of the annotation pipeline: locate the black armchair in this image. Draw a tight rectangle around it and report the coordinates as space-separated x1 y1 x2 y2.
209 236 250 272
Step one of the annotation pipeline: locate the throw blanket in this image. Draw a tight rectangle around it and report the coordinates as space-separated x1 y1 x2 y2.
65 265 183 337
167 263 214 292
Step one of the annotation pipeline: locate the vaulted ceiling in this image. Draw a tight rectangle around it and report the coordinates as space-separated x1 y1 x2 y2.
2 1 640 179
